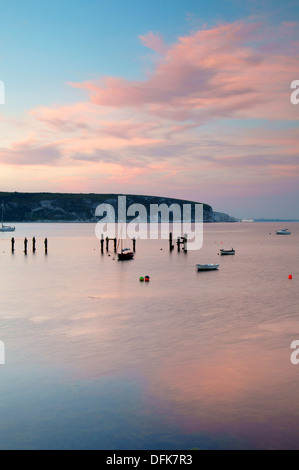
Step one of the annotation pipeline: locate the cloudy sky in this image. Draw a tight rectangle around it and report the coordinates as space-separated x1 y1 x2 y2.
0 0 298 218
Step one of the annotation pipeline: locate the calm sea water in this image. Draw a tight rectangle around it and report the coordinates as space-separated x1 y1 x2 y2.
0 222 299 450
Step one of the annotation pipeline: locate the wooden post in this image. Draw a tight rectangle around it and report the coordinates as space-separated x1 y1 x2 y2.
177 236 180 252
32 237 36 253
24 237 28 255
100 234 104 253
105 236 109 251
44 237 48 254
184 233 188 252
11 237 15 253
169 232 174 251
132 237 136 252
114 237 117 252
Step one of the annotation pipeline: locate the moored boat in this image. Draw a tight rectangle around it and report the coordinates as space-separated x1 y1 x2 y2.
276 228 291 235
118 248 134 260
0 202 15 232
117 225 134 260
196 264 219 271
220 248 235 255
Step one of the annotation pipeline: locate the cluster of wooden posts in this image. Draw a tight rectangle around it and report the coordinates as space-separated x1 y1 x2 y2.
100 235 136 254
8 233 187 255
169 232 188 252
10 237 48 254
100 232 188 253
100 233 187 253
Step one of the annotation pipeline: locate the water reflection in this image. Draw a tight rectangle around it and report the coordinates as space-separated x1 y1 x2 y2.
0 223 299 449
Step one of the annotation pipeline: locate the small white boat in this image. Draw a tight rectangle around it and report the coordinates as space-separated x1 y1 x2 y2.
196 264 219 271
0 226 15 232
276 228 291 235
0 202 15 232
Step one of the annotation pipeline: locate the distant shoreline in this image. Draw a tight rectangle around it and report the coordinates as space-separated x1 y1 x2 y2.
254 219 299 223
0 192 236 223
3 220 299 224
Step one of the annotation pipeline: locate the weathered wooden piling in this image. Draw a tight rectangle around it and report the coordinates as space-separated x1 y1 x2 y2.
11 237 15 253
169 232 174 251
176 235 188 253
44 237 48 254
177 236 181 252
184 233 188 252
32 237 36 253
105 237 117 252
132 237 136 252
24 237 28 254
100 234 104 253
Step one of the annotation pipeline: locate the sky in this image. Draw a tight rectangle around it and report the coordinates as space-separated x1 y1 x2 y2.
0 0 298 219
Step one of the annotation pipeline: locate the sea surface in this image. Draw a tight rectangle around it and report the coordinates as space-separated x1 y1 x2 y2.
0 222 299 450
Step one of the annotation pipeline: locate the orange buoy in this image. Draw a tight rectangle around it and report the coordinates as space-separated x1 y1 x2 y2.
288 275 293 279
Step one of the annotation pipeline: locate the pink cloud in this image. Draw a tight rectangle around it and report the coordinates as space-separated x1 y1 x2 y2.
139 31 167 54
0 136 62 166
70 20 298 125
1 19 298 217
